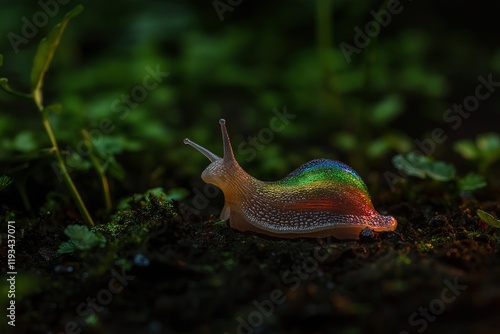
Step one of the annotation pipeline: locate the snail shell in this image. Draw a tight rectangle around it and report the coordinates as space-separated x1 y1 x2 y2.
184 119 397 239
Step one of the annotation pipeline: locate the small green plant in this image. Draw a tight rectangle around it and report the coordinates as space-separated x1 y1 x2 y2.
457 173 487 192
477 209 500 229
454 133 500 174
0 175 12 191
58 224 106 254
391 152 487 192
392 152 456 181
0 6 94 226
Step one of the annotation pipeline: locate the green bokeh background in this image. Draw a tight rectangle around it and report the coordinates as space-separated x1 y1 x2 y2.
1 0 499 209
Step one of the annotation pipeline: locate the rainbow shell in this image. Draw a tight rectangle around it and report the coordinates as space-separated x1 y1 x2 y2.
184 119 397 240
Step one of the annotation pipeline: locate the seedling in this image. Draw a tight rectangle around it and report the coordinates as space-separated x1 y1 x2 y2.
457 173 487 192
391 152 487 193
58 225 106 254
0 175 13 191
477 209 500 229
0 6 94 226
454 133 500 174
392 152 455 181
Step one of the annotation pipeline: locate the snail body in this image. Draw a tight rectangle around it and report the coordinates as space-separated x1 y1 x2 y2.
184 119 397 240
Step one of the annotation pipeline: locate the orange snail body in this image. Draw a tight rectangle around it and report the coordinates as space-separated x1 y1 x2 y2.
184 119 397 239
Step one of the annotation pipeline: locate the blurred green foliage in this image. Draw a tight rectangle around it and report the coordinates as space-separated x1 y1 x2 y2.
58 224 106 254
0 175 12 191
391 151 487 193
0 1 499 212
454 133 500 174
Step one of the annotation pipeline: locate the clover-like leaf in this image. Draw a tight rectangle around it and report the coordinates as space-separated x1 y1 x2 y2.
423 160 456 181
458 173 487 192
60 224 106 253
391 154 426 178
477 209 500 228
57 240 76 254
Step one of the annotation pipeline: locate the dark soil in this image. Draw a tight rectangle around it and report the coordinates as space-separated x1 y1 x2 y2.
1 183 500 334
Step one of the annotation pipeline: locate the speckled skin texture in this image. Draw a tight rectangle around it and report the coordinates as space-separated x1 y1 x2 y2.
185 120 397 240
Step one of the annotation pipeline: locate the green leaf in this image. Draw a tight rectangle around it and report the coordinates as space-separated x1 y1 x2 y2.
57 240 76 254
477 209 500 228
165 187 189 201
392 152 456 182
476 133 500 152
367 138 390 159
333 132 357 151
391 154 426 178
13 131 38 152
0 175 13 191
370 95 403 126
423 161 456 181
458 173 487 192
30 5 83 109
454 140 478 160
62 224 106 251
147 187 168 199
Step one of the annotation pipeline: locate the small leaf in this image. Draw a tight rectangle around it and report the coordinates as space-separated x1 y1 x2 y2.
165 188 189 201
64 225 88 239
57 240 76 254
477 209 500 228
13 131 38 152
458 173 487 192
62 224 106 251
454 140 478 160
370 95 403 126
391 154 426 178
406 151 431 168
0 175 13 191
476 133 500 152
423 161 456 181
333 132 357 151
30 5 83 108
367 139 390 159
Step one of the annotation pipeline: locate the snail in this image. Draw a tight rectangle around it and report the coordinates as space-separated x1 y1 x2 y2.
183 119 397 239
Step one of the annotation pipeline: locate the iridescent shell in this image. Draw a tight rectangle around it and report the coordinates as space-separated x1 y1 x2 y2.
184 120 397 239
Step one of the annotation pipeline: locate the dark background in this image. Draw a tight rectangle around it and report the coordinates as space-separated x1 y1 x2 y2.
1 0 499 205
1 1 500 333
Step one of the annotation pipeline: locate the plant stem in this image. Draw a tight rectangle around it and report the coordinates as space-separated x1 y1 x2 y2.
41 110 94 226
82 129 112 213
